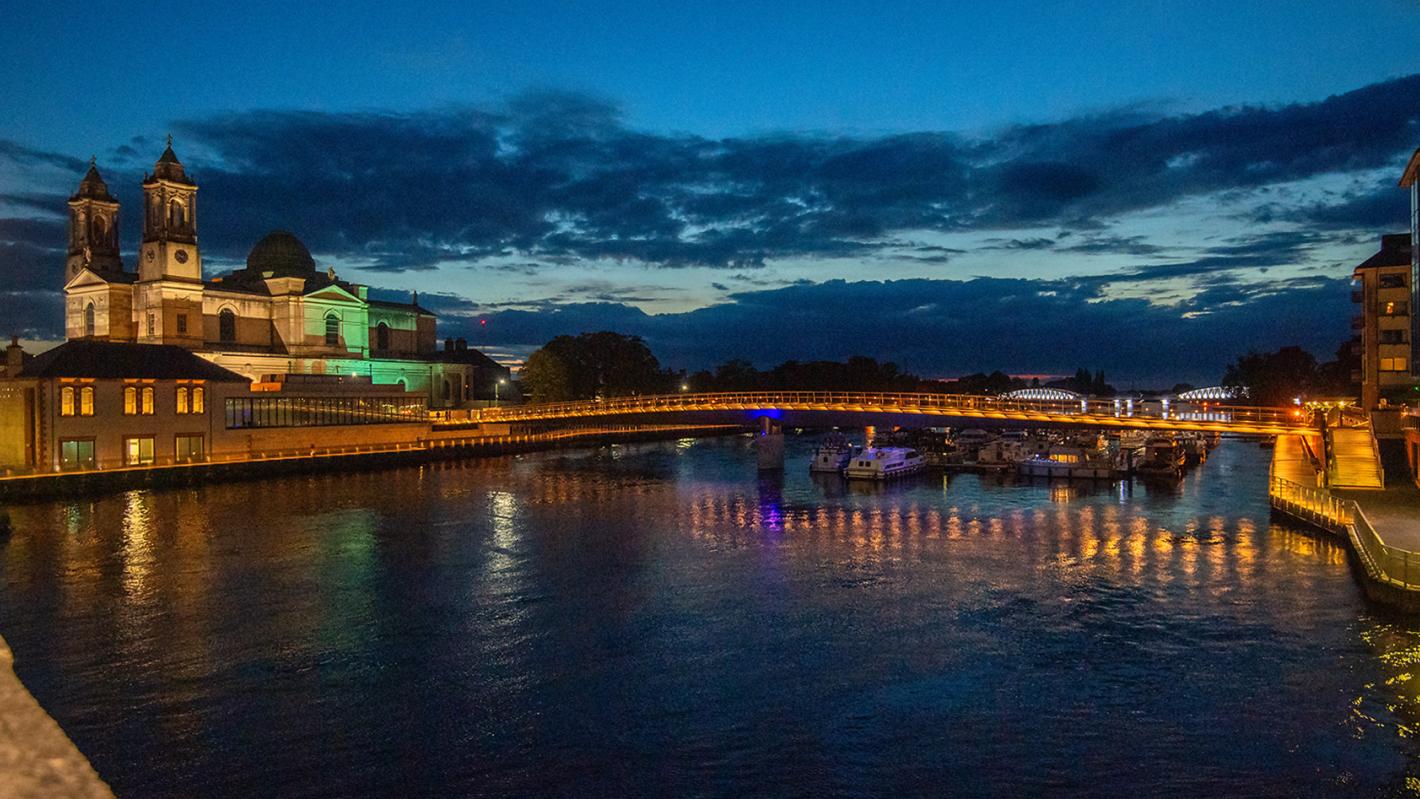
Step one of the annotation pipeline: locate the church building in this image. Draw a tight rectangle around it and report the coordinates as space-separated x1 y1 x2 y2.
60 141 507 407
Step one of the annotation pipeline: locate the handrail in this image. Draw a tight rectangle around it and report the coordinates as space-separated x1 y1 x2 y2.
1269 474 1351 529
466 390 1314 432
1345 500 1420 590
1269 474 1420 591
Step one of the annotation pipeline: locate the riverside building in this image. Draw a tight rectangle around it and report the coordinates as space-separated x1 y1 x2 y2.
60 141 508 407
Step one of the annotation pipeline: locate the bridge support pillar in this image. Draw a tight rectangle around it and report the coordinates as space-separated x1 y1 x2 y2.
756 417 784 471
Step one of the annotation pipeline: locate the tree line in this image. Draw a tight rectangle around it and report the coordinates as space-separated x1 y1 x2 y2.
517 331 1360 406
517 331 1136 402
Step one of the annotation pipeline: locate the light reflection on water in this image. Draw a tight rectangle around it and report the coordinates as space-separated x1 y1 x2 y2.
0 435 1418 797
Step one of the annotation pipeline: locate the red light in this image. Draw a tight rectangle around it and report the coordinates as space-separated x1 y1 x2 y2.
480 319 487 326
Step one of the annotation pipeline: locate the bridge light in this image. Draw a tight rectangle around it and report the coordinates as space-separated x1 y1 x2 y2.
680 383 689 392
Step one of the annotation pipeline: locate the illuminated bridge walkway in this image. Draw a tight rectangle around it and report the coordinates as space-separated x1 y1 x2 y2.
459 391 1316 436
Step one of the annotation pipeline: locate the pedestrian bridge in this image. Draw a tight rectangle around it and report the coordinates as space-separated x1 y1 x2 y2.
460 391 1314 435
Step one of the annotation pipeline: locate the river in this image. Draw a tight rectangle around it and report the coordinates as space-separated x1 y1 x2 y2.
1 434 1418 797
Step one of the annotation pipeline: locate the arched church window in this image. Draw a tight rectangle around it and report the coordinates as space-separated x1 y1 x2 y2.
92 215 106 243
325 313 340 347
219 309 237 343
442 379 451 400
376 322 390 351
84 303 96 337
169 199 186 230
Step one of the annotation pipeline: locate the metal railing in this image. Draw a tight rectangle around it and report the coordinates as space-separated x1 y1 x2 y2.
1269 474 1351 531
1346 502 1420 590
1269 473 1420 591
466 390 1314 433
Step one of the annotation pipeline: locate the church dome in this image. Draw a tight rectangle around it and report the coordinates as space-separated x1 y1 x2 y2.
245 230 316 277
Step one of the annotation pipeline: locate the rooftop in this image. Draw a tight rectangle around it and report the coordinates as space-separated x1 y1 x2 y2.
20 341 249 382
1354 233 1412 271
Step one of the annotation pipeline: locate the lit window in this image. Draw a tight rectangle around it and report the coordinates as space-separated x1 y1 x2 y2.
59 439 95 470
123 386 137 415
192 386 205 413
80 386 94 416
60 386 75 417
175 434 204 462
141 386 154 415
176 386 189 414
124 436 155 466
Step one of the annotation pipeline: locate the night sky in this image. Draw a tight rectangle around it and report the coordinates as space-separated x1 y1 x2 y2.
3 1 1419 385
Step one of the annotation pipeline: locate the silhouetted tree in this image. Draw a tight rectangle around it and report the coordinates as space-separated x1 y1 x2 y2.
531 331 667 399
1223 346 1319 406
521 349 571 402
1314 336 1361 399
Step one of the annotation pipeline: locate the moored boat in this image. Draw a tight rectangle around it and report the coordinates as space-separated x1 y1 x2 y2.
809 435 861 473
1136 435 1186 477
1016 435 1118 479
844 447 927 480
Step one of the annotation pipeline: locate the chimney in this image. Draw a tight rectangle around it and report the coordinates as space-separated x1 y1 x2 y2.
444 338 455 351
5 336 24 376
456 338 467 351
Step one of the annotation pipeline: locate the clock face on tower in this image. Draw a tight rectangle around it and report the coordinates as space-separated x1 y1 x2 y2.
175 249 189 264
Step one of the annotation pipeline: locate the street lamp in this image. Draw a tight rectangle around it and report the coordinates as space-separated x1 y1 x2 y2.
495 377 507 404
680 383 689 392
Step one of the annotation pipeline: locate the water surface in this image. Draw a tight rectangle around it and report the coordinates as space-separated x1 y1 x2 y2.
1 435 1418 797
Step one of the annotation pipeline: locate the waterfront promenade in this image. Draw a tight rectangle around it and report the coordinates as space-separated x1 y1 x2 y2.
0 636 111 798
1336 483 1420 552
1271 432 1420 608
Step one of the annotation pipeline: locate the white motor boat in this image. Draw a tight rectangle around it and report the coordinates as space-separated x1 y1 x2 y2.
843 447 927 480
809 436 861 473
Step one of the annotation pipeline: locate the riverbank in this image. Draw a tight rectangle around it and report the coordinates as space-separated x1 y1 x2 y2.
0 635 112 798
0 424 744 501
1269 433 1420 612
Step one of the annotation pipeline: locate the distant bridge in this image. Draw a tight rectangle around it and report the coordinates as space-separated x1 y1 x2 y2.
460 391 1313 435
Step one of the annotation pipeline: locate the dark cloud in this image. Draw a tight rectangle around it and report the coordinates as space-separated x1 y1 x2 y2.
459 275 1351 385
0 218 67 293
6 73 1407 272
1287 179 1414 230
0 290 63 339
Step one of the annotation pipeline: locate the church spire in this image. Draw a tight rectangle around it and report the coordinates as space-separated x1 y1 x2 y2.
152 134 190 183
65 159 123 280
71 157 115 202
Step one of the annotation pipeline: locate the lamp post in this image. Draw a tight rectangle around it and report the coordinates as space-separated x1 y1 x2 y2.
495 377 507 405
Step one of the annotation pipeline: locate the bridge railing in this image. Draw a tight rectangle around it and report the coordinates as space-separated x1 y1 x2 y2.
469 390 1310 429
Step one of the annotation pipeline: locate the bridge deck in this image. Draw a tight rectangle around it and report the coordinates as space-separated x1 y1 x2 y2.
463 391 1315 436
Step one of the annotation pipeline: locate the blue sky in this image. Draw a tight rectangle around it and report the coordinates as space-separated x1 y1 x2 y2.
3 1 1419 384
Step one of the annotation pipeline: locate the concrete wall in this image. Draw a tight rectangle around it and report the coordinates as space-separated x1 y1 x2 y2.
0 635 114 797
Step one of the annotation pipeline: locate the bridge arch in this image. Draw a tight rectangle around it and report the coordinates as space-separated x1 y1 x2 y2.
1176 386 1245 401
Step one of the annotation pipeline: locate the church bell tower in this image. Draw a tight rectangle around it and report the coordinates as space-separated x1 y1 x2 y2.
65 158 123 281
139 135 201 282
134 137 204 346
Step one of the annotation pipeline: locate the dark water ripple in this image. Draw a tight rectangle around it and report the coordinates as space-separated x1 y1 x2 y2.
1 435 1419 797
